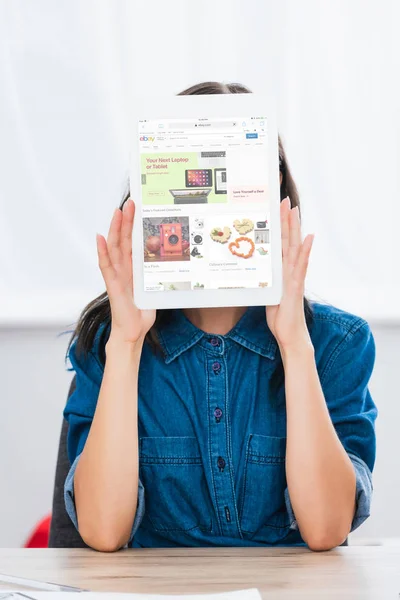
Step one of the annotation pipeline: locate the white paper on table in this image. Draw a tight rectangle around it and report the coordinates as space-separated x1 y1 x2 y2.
0 591 262 600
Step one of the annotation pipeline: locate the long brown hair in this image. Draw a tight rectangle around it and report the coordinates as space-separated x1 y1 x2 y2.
66 81 312 371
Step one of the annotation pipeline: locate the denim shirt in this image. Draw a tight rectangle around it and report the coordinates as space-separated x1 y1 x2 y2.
64 302 377 548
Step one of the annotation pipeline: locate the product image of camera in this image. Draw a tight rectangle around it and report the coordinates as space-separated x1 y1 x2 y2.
159 223 183 256
191 246 201 257
194 217 204 228
191 231 203 245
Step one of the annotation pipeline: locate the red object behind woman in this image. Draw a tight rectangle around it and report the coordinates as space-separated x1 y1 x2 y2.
24 515 51 548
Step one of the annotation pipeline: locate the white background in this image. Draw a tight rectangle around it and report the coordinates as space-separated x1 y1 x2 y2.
0 0 399 546
0 0 399 325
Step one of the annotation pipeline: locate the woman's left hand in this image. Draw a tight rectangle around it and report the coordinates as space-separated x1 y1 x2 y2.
266 197 314 351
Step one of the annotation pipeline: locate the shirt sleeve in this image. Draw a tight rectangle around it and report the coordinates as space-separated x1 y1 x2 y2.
63 330 145 543
285 319 377 532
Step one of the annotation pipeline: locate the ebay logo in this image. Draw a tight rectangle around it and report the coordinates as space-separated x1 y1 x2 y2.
140 136 155 142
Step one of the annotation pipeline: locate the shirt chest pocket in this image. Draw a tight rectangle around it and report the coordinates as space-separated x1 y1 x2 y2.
240 434 291 543
139 436 213 534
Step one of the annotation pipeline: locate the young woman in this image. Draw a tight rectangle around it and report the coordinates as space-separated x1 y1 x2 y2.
64 82 377 552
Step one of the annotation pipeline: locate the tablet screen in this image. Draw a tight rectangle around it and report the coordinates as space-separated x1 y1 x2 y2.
138 116 272 293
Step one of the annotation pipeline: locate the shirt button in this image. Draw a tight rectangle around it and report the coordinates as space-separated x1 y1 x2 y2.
217 456 226 471
212 361 221 373
214 407 223 419
210 337 220 347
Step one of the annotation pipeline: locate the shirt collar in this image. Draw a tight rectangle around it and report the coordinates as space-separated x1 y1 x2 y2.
227 306 277 360
156 307 277 363
156 309 205 364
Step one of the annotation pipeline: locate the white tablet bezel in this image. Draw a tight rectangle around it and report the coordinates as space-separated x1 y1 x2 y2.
130 93 282 310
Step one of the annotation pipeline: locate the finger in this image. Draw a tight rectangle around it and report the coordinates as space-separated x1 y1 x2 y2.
96 233 116 286
292 234 314 284
281 197 291 258
120 198 135 258
288 206 302 266
289 206 302 247
107 207 123 266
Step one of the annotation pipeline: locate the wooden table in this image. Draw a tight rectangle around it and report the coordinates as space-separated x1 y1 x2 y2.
0 547 399 600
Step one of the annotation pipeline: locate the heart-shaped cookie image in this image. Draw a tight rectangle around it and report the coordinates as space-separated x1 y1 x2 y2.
210 226 231 243
233 218 254 235
228 236 255 259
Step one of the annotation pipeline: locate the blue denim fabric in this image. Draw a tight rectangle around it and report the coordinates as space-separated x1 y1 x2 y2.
64 303 377 547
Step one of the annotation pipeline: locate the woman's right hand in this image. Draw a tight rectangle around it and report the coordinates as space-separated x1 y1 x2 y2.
96 198 156 345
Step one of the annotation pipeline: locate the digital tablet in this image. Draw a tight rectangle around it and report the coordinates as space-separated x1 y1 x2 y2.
130 93 282 310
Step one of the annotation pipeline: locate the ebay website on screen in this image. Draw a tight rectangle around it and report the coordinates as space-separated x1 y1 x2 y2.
138 116 272 293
